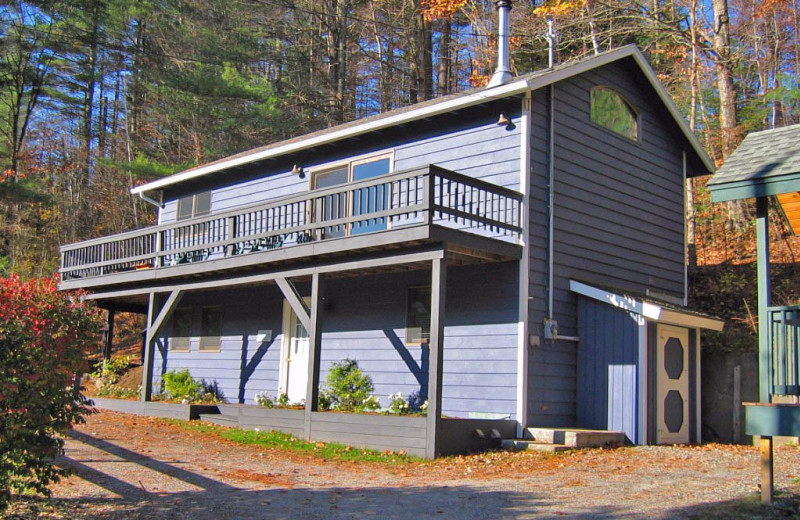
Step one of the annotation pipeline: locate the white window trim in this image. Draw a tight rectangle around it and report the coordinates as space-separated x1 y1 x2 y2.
308 150 395 188
176 191 212 221
308 150 395 237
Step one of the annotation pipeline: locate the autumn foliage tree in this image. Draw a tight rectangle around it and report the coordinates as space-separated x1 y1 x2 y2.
0 275 102 512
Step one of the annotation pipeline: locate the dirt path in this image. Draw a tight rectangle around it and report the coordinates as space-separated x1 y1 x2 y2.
8 410 800 519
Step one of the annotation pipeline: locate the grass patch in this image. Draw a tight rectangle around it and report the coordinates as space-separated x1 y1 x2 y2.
164 418 422 464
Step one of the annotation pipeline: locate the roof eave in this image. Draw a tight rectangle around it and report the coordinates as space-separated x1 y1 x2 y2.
130 80 531 195
570 280 725 331
709 173 800 203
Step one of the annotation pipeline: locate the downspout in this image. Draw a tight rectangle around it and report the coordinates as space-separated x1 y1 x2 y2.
545 84 556 331
542 86 578 345
683 151 689 307
138 191 163 210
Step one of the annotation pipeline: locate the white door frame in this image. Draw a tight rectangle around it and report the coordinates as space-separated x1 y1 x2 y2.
278 298 311 400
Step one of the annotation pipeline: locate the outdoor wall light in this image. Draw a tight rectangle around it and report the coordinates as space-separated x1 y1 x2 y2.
291 164 305 179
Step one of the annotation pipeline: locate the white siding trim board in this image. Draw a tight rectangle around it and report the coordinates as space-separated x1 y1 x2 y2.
569 280 723 331
517 92 532 433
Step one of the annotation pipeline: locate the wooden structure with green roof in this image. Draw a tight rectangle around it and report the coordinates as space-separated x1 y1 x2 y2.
708 123 800 504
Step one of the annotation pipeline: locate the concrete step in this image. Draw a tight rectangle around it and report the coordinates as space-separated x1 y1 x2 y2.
501 439 573 453
523 427 627 448
199 413 238 428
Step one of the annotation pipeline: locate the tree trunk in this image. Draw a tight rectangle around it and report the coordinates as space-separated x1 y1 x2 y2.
711 0 738 157
437 18 451 96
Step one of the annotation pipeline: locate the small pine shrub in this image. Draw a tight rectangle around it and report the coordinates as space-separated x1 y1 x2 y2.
320 359 379 412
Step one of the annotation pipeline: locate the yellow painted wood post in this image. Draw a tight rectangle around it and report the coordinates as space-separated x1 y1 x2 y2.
760 435 774 505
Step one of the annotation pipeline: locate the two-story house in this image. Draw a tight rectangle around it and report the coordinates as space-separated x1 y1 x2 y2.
60 44 723 458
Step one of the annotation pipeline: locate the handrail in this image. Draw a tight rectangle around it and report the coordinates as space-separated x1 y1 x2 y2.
768 305 800 397
59 165 522 281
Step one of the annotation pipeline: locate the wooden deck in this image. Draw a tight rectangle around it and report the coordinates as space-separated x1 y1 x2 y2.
59 165 522 294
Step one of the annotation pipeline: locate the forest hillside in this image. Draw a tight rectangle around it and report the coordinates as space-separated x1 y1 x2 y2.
1 0 799 352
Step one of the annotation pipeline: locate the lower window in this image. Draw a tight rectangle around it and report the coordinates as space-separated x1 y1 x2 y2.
405 286 431 345
199 307 223 352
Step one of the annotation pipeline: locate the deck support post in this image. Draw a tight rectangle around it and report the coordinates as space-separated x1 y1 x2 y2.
760 435 774 505
141 290 184 402
102 309 115 370
426 250 447 459
304 273 324 440
756 197 774 504
756 197 771 403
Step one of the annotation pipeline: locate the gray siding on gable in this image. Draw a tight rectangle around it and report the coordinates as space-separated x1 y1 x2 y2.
576 297 640 443
527 60 690 428
152 262 519 419
552 63 686 300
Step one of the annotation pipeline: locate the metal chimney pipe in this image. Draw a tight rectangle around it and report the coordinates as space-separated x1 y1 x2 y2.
545 15 558 68
488 0 513 87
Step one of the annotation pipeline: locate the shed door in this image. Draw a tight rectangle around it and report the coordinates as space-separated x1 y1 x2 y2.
656 325 689 444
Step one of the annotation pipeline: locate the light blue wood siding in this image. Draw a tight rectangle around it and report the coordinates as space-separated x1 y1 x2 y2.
153 262 519 419
576 296 640 443
160 103 521 223
527 59 691 428
153 285 286 404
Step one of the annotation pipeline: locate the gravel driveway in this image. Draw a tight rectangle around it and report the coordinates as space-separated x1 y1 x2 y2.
10 410 800 519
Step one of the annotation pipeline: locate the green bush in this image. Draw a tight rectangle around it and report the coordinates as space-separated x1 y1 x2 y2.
319 359 379 413
93 354 134 386
0 275 102 512
162 369 201 402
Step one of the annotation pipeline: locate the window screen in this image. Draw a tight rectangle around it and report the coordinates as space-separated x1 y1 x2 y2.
199 307 223 351
406 286 431 345
590 87 638 141
176 191 212 220
170 308 192 351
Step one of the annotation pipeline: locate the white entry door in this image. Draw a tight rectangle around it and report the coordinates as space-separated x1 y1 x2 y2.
656 324 690 444
280 299 310 403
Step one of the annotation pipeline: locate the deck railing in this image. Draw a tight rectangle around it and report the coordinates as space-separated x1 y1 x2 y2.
769 305 800 396
60 165 523 282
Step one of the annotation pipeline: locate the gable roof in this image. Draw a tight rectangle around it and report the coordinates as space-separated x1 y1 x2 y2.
708 123 800 234
132 45 713 197
708 124 800 201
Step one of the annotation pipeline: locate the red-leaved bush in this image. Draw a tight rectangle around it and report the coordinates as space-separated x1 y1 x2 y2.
0 274 102 511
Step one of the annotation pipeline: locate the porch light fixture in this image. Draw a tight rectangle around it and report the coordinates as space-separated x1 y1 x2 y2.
496 113 511 127
291 164 305 179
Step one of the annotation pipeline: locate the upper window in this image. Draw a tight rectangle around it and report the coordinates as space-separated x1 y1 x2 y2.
170 307 193 352
590 87 639 141
405 286 431 345
177 191 212 221
199 306 223 352
311 153 393 236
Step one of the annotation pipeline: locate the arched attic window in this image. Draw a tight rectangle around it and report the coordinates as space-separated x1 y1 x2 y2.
590 86 639 142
